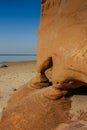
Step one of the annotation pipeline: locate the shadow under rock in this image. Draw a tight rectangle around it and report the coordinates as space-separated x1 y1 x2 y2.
66 85 87 97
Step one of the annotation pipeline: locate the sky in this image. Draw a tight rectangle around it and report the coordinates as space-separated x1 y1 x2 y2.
0 0 40 54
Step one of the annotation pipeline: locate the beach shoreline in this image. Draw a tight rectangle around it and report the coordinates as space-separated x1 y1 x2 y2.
0 60 36 118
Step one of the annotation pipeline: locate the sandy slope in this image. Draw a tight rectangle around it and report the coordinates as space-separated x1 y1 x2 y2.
0 61 36 118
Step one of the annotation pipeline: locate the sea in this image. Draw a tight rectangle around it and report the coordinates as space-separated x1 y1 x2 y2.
0 54 36 62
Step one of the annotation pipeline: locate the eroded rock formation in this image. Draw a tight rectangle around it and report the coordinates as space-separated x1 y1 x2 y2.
31 0 87 99
0 83 87 130
0 0 87 130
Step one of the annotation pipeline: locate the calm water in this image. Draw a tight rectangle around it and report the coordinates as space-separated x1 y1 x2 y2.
0 54 36 62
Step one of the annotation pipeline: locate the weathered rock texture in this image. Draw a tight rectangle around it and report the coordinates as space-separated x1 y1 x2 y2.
32 0 87 99
0 83 87 130
0 0 87 130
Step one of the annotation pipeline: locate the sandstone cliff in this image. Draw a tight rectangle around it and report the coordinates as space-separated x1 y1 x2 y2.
0 0 87 130
38 0 87 72
35 0 87 99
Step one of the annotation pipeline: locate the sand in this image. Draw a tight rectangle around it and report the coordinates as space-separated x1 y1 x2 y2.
0 60 36 118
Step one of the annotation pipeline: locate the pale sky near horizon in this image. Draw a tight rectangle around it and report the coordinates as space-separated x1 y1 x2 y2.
0 0 40 54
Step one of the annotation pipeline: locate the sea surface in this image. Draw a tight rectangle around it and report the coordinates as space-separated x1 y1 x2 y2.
0 54 36 62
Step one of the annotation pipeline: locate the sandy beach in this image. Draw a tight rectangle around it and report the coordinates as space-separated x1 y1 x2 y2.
0 60 36 118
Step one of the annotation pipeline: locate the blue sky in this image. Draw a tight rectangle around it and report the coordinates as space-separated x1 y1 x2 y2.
0 0 40 54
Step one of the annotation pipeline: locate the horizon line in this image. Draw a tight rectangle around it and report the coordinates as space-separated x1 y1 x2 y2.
0 54 36 56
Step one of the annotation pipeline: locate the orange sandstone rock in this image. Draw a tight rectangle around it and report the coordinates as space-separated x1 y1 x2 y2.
0 1 87 130
31 0 87 99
